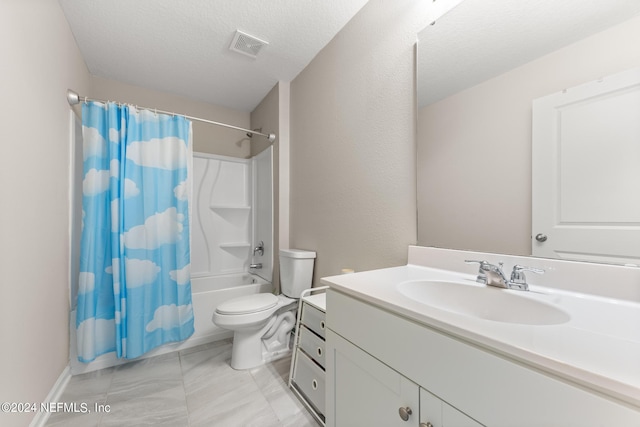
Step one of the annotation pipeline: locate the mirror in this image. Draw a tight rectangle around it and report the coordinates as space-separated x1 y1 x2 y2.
416 0 640 263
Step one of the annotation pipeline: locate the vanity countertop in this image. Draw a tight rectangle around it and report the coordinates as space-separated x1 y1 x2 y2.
321 249 640 409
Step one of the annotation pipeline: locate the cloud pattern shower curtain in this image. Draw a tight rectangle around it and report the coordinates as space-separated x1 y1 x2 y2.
77 101 194 362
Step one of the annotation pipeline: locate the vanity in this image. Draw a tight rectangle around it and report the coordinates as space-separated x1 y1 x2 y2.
322 246 640 426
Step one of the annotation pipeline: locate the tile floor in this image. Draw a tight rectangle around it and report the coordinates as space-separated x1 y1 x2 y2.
45 339 320 427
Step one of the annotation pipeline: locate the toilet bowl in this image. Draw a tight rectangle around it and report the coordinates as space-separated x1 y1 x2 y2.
212 249 316 370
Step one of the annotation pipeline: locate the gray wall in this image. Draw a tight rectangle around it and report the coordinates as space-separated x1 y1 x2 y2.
0 1 90 426
289 0 437 285
91 76 252 157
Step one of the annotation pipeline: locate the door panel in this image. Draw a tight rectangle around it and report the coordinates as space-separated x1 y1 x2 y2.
532 68 640 264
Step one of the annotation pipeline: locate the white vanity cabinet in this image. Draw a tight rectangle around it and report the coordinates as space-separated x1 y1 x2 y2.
420 388 483 427
325 289 640 426
328 329 482 427
328 328 420 426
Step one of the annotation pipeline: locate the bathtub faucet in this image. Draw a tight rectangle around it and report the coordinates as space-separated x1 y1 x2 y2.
249 263 262 269
253 241 264 256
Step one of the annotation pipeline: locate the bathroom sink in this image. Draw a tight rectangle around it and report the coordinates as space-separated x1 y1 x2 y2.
397 280 570 325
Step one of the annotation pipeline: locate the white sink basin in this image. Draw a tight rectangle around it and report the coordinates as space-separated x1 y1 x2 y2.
397 280 570 325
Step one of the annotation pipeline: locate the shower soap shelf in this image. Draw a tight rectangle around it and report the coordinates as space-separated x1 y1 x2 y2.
219 242 251 249
209 204 251 210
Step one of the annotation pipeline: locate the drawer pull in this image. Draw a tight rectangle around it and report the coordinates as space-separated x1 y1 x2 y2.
320 320 325 330
312 379 318 390
399 406 413 421
317 347 323 357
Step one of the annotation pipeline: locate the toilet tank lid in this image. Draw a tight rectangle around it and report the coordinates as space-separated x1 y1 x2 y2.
280 249 316 259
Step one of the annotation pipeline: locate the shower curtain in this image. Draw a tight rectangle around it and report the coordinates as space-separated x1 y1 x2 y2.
77 101 194 362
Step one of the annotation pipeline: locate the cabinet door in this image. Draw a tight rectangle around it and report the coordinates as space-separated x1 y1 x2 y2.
326 330 420 427
420 388 484 427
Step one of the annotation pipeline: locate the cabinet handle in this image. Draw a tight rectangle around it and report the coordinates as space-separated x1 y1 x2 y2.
420 423 433 427
320 320 326 330
317 347 323 357
311 379 318 390
398 406 412 421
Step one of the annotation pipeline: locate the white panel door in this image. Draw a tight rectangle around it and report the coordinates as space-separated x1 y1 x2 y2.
532 68 640 264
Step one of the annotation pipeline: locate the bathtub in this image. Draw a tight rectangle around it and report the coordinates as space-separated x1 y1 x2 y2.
69 273 272 375
189 273 273 344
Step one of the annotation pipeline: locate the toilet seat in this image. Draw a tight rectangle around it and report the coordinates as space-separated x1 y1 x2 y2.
216 293 279 315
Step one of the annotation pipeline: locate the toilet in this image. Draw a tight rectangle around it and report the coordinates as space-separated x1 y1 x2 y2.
212 249 316 370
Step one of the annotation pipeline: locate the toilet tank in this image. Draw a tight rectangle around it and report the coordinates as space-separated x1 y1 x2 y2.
279 249 316 298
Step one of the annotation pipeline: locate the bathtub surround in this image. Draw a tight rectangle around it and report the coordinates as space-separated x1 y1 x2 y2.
191 150 274 282
70 149 274 374
77 102 194 362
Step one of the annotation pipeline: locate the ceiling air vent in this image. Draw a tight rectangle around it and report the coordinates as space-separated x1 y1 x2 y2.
229 30 269 59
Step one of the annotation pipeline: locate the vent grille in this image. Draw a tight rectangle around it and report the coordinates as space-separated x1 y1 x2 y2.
229 30 269 59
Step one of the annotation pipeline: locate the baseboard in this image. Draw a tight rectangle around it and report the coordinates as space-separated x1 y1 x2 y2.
29 366 72 427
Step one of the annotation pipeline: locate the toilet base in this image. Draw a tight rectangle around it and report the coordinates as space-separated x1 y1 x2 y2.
229 310 296 370
229 327 265 369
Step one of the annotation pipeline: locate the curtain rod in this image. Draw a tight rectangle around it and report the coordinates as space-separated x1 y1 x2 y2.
66 89 276 142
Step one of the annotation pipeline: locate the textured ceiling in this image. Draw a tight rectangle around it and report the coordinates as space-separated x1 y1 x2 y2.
59 0 369 112
418 0 640 107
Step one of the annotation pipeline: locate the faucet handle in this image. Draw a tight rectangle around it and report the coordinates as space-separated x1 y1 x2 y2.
465 260 490 284
253 240 264 256
465 259 490 268
510 265 544 285
465 260 505 274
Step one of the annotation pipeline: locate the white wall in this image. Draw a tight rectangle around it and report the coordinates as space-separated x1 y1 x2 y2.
417 14 640 255
0 1 90 426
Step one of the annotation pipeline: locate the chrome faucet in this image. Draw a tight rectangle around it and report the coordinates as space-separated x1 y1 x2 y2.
253 241 264 256
249 263 262 269
465 260 544 291
508 264 545 291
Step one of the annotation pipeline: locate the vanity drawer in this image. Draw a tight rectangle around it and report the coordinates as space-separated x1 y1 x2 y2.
293 349 326 414
301 303 326 338
299 325 325 369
